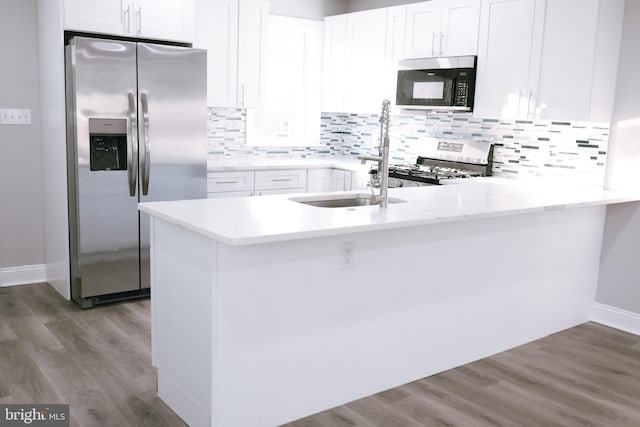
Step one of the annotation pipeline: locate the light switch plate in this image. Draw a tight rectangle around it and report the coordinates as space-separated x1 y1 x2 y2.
0 108 32 125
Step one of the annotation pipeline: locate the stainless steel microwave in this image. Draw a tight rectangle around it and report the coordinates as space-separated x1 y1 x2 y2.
396 56 477 112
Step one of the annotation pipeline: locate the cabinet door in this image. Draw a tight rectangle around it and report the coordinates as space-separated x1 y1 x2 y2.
474 0 544 118
307 168 334 193
63 0 126 35
535 0 598 120
440 0 480 56
385 6 407 103
404 1 441 59
195 0 239 107
332 170 353 191
238 0 269 108
134 0 195 43
322 15 348 113
345 9 389 113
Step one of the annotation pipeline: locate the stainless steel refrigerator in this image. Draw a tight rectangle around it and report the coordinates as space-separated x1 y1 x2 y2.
65 36 207 308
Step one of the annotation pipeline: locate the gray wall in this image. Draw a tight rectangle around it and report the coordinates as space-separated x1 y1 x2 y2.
597 0 640 314
270 0 347 19
346 0 423 13
0 0 45 269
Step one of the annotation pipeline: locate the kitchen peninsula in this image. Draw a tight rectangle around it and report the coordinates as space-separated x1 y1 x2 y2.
139 179 638 427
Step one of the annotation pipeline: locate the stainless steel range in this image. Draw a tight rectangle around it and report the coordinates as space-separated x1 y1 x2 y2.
372 139 494 187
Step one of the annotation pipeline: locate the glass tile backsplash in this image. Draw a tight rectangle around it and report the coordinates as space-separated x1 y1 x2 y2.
207 107 609 187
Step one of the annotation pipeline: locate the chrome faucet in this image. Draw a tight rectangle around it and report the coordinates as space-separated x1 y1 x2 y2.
358 99 391 209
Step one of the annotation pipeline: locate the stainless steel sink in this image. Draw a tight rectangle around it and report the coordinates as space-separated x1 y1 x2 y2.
290 193 406 208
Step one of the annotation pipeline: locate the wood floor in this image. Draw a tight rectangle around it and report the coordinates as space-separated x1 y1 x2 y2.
285 321 640 427
2 283 640 427
0 283 185 427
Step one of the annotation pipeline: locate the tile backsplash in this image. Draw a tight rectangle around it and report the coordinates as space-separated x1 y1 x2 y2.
207 107 609 187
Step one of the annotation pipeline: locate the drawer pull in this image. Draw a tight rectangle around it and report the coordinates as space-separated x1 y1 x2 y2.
272 178 293 182
216 180 240 184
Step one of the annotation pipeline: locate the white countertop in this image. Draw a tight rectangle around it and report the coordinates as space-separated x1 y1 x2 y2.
207 159 368 173
138 178 640 246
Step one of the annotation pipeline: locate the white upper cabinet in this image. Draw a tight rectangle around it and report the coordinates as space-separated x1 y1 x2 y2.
194 0 238 107
194 0 268 108
474 0 624 121
63 0 195 43
534 0 624 122
404 0 480 59
345 9 389 113
474 0 545 119
322 7 405 113
238 0 269 108
322 15 348 113
134 0 195 42
63 0 124 35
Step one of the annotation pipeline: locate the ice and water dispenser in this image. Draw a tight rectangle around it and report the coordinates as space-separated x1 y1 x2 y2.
88 118 127 171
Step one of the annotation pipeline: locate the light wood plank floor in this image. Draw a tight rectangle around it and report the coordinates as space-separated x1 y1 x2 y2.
285 319 640 427
2 283 640 427
0 283 185 427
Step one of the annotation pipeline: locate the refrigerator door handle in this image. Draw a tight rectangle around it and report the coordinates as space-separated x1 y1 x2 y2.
140 92 151 196
127 92 138 197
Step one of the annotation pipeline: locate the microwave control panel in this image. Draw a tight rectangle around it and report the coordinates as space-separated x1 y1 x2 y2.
455 81 468 107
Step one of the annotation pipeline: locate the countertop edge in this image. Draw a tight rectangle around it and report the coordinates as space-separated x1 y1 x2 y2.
139 192 640 247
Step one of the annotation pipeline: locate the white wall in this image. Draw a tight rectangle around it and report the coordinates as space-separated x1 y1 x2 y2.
0 0 45 273
596 0 640 331
269 0 347 19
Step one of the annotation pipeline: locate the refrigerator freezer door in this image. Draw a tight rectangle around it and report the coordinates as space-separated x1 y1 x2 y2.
137 43 208 288
66 38 142 300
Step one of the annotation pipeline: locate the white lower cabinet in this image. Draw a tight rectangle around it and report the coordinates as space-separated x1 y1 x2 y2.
208 167 366 197
254 169 307 193
306 168 335 193
307 168 365 193
207 190 254 198
207 170 254 198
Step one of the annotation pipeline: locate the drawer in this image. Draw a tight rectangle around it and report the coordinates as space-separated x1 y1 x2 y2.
207 190 254 199
254 169 307 190
207 171 254 193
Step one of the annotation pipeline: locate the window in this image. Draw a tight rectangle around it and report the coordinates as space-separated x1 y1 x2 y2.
246 16 322 147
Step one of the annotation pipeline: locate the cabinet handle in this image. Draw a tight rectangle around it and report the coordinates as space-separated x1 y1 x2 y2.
123 4 131 33
271 178 293 182
216 181 240 184
136 6 142 34
431 32 437 56
527 91 534 118
241 84 246 107
517 89 523 116
440 32 445 56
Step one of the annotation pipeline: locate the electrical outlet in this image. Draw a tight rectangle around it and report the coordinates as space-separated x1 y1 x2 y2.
340 241 354 269
0 108 32 125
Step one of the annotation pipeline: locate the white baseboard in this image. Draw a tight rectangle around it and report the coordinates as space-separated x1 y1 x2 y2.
0 264 47 287
157 370 209 427
591 303 640 336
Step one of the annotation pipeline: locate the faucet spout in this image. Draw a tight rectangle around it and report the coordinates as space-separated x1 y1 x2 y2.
358 100 391 209
357 154 383 164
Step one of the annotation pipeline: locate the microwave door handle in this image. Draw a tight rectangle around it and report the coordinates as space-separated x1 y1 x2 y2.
127 92 138 197
140 92 150 196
